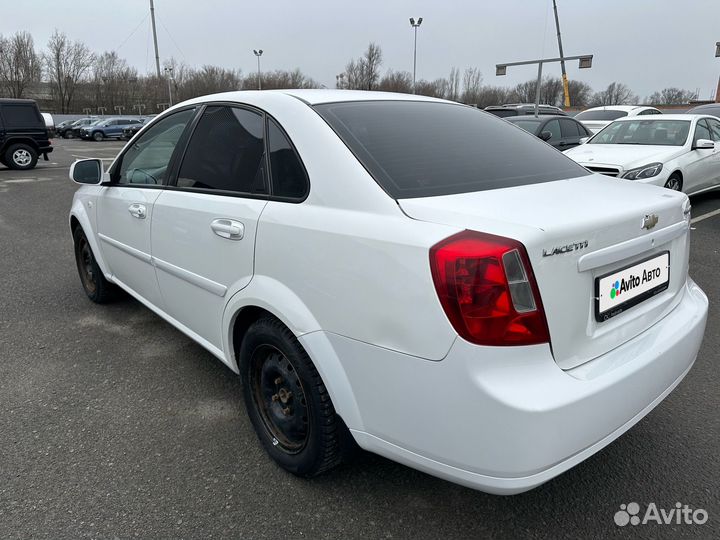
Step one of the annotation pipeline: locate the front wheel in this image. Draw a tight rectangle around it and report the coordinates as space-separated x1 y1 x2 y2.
239 317 352 477
664 174 683 191
65 131 75 139
73 227 116 303
92 131 104 142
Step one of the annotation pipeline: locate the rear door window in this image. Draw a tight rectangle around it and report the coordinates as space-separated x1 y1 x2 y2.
176 106 268 195
315 100 589 198
560 119 580 138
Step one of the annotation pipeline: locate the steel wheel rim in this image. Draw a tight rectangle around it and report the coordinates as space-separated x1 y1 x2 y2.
13 149 31 166
76 237 97 294
665 177 681 191
250 344 309 453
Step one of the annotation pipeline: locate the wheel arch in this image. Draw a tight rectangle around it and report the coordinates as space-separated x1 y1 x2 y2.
223 277 365 431
69 202 111 280
3 137 40 152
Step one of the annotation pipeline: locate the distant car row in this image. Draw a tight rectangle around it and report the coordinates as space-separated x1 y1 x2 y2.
55 116 154 141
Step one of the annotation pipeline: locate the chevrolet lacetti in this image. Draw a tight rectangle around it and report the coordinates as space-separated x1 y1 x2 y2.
68 90 708 494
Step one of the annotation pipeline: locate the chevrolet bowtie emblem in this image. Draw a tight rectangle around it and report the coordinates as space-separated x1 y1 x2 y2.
642 214 659 230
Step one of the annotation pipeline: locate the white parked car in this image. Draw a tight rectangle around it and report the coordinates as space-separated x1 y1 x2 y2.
68 90 708 495
564 114 720 194
574 105 662 134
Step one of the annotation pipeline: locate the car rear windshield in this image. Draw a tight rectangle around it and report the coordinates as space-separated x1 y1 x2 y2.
574 110 628 121
314 101 589 199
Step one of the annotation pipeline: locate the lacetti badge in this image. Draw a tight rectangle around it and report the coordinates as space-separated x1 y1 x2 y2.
609 267 664 300
542 240 589 257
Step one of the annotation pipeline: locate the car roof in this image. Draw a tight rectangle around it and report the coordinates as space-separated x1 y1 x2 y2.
180 89 451 107
687 103 720 112
506 114 576 121
581 105 656 113
610 114 700 121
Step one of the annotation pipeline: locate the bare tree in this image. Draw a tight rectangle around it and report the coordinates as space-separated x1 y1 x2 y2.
508 76 563 106
241 68 318 91
591 82 637 106
91 51 138 111
44 31 95 112
646 87 698 105
567 80 593 107
343 43 383 90
0 32 42 98
415 78 448 99
446 66 461 101
378 69 412 93
461 67 483 103
472 86 513 108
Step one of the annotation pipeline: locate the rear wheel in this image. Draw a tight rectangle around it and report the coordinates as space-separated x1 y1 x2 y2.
73 227 116 303
664 174 682 191
239 317 351 477
92 131 104 142
5 143 38 170
64 131 75 139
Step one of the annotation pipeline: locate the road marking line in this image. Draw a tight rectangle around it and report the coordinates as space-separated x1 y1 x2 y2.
691 208 720 224
3 178 37 184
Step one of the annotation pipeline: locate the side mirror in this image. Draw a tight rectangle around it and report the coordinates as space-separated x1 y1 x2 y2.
69 158 103 185
693 138 714 150
539 131 552 141
579 137 589 145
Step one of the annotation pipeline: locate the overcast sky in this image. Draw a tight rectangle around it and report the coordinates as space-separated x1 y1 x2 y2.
3 0 720 99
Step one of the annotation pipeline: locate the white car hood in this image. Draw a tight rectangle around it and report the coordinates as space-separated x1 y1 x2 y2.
564 144 684 169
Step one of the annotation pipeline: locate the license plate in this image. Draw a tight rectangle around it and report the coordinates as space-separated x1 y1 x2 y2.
595 251 670 322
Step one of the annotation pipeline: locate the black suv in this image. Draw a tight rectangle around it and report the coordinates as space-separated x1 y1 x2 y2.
0 98 53 170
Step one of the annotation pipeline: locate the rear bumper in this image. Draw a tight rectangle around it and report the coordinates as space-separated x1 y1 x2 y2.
312 278 708 494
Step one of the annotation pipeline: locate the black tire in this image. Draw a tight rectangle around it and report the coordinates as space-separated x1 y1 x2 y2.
72 227 116 303
4 143 38 170
92 131 104 142
65 131 75 139
664 174 683 191
239 317 351 477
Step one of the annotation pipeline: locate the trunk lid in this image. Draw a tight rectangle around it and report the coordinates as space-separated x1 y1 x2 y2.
400 174 690 369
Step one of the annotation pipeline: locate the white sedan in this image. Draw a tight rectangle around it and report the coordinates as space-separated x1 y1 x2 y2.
564 114 720 194
574 105 662 134
68 90 708 494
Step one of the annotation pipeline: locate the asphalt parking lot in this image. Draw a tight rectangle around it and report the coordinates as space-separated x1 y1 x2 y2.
1 138 718 539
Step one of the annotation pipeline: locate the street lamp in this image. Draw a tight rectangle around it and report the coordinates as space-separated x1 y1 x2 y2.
409 17 423 94
714 42 720 102
164 66 174 106
496 54 593 116
253 49 263 90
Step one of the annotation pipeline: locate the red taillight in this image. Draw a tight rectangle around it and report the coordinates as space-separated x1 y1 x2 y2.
429 230 550 346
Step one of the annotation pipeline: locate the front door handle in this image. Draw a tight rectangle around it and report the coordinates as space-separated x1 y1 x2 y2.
128 203 147 219
211 218 244 240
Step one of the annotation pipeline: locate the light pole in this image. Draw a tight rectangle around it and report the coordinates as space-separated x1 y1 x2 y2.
115 105 124 115
552 0 571 108
496 54 593 116
134 103 146 116
253 50 263 90
164 66 174 106
714 42 720 102
409 17 423 94
98 106 107 116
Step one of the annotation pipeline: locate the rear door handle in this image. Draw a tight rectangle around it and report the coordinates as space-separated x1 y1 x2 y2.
128 203 147 219
211 218 244 240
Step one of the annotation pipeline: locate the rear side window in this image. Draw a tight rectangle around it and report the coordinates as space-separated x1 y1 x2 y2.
544 119 561 139
485 109 517 118
177 106 267 195
560 118 581 137
267 118 308 199
1 103 42 127
315 101 589 198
